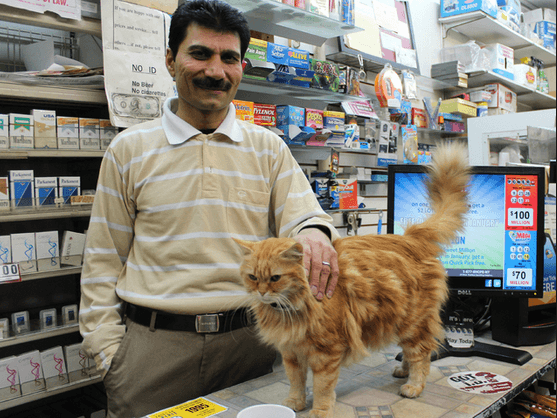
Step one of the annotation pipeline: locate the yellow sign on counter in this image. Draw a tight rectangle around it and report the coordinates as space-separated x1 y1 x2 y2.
146 397 227 418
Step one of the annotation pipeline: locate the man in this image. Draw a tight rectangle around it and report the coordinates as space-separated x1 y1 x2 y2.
79 1 339 416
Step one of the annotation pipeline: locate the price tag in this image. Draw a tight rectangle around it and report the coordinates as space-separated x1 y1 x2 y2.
146 397 227 418
0 263 21 284
506 268 533 287
507 208 533 227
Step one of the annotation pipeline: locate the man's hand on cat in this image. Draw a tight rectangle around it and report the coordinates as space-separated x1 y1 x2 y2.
294 228 339 301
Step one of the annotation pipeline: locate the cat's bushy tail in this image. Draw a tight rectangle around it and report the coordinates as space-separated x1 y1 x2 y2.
404 143 470 252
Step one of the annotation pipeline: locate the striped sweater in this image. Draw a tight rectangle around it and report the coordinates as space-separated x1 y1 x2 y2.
79 97 339 376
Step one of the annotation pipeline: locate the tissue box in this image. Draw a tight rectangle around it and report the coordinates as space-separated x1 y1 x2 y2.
440 0 497 18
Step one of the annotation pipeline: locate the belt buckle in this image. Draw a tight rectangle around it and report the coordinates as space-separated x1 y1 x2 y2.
195 314 220 333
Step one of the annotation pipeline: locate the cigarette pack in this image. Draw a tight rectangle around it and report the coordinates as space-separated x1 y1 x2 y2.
64 343 91 382
79 118 100 150
10 233 37 273
39 308 57 330
0 235 11 264
0 318 9 338
0 114 8 149
17 350 46 395
0 356 21 401
100 119 118 150
32 109 57 149
0 177 9 209
62 304 78 325
35 177 58 206
35 231 60 271
57 117 79 149
9 114 33 149
59 176 81 204
61 230 86 266
9 170 34 207
40 346 68 389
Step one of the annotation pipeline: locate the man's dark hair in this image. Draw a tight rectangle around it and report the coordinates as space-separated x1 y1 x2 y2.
168 0 250 60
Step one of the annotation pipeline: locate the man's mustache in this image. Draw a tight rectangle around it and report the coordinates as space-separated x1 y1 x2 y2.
193 77 232 91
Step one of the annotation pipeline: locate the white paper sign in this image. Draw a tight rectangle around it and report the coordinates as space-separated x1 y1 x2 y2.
448 371 513 395
0 0 81 20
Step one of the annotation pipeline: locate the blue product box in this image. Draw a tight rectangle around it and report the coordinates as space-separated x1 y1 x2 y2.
276 105 305 127
267 43 289 66
35 177 58 206
267 65 297 84
9 170 34 207
535 21 556 50
290 68 314 88
441 0 497 18
288 48 310 70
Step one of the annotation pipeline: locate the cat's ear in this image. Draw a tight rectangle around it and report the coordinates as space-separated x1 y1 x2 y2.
280 243 304 261
232 238 255 255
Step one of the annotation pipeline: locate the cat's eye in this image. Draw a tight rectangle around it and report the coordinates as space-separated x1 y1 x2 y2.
248 274 258 281
270 275 281 282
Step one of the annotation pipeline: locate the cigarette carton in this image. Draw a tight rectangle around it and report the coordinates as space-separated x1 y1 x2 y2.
0 357 21 402
40 347 68 389
35 177 58 206
9 114 33 149
32 109 57 149
0 235 11 264
57 117 79 149
0 114 8 149
79 118 100 150
100 119 118 150
11 232 37 273
35 231 60 271
0 177 9 209
17 351 46 395
61 230 86 266
58 176 81 204
64 343 91 382
232 100 255 124
9 170 34 207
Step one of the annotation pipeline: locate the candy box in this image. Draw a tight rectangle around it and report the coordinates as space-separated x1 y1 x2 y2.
310 59 340 92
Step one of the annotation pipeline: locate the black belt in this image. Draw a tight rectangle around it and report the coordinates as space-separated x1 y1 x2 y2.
126 303 253 333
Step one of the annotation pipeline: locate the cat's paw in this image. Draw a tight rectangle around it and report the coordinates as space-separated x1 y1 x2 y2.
400 383 424 398
392 365 409 378
283 397 306 411
309 408 334 418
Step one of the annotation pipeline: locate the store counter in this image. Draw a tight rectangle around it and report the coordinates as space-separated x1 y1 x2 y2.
198 335 555 418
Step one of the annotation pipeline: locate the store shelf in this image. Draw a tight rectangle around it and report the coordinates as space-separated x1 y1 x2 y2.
0 80 107 105
0 204 92 222
439 11 556 66
0 324 79 349
0 376 102 410
0 149 105 159
229 0 362 46
0 4 102 37
18 266 83 282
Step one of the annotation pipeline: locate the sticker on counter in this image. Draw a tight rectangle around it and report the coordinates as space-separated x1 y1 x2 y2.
448 371 513 394
146 397 227 417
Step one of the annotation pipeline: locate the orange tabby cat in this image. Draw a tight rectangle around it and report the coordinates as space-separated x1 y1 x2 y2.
235 144 470 418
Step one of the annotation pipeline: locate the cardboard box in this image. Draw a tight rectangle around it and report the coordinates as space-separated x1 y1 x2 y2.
331 178 358 209
253 103 276 127
523 8 556 25
35 231 60 271
440 0 497 18
411 108 427 128
61 231 86 266
57 117 79 149
277 105 305 127
483 43 514 80
0 114 8 149
32 109 57 149
9 170 34 207
0 356 21 402
40 347 69 390
79 118 100 150
17 351 46 395
484 83 517 114
0 235 11 264
9 114 33 149
59 176 81 204
438 98 478 117
10 233 37 273
232 100 255 124
287 48 310 70
35 177 58 206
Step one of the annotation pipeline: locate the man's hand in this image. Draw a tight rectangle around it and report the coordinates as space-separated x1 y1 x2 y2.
294 228 339 301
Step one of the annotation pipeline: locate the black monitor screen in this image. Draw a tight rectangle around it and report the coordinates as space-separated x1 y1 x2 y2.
387 165 545 298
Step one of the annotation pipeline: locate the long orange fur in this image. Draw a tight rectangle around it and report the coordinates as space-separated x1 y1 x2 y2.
235 144 470 418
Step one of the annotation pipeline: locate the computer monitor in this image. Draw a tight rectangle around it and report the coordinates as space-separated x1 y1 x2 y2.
387 164 547 365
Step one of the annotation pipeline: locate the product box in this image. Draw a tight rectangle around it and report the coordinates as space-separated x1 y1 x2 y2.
0 177 9 209
11 233 37 273
57 117 79 149
310 59 340 92
253 103 276 126
305 108 324 129
513 64 537 89
484 83 517 114
401 125 418 164
469 90 492 103
100 119 118 150
34 177 58 206
9 114 33 149
59 176 81 204
11 311 29 334
323 110 345 132
288 48 310 70
31 109 57 149
232 100 255 124
17 351 46 395
377 121 398 167
0 356 21 402
438 98 478 117
277 105 305 127
523 8 556 25
61 230 86 266
267 42 289 66
245 38 267 62
64 343 93 382
534 21 556 52
0 114 8 149
440 0 497 19
9 170 34 207
35 231 60 271
290 67 315 88
40 346 68 390
79 118 100 150
331 178 357 209
411 108 427 128
0 235 11 264
483 43 514 80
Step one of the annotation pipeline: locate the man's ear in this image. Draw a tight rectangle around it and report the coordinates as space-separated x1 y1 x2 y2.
166 47 176 78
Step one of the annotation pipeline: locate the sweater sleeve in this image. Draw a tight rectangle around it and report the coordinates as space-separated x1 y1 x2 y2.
79 147 135 378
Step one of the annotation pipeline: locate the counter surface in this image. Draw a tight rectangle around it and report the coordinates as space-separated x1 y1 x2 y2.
204 336 555 418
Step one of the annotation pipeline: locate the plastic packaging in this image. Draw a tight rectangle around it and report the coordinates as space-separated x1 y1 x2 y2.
439 41 491 73
374 64 403 108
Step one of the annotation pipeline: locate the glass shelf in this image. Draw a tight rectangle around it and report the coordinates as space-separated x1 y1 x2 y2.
0 148 105 159
0 204 92 222
0 324 79 349
19 266 82 282
0 80 107 106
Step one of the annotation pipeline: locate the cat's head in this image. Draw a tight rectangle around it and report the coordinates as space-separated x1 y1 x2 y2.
234 238 309 311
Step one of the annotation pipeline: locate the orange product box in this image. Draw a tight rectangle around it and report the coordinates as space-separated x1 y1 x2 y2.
305 108 324 129
233 100 254 124
411 108 427 128
337 178 358 209
253 103 276 126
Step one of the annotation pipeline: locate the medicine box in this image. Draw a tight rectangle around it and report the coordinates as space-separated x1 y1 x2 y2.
267 43 289 66
305 109 324 129
57 117 79 149
323 110 345 132
79 118 100 150
35 177 58 206
59 176 81 204
483 43 514 80
65 343 92 382
100 119 118 150
40 346 68 389
245 38 267 63
0 235 11 264
484 83 517 114
61 230 86 266
440 0 497 19
253 103 276 127
310 59 340 92
0 114 8 149
11 233 37 273
277 105 305 127
9 114 33 149
32 109 57 149
35 231 60 271
9 170 34 207
288 48 310 70
17 350 46 395
0 177 9 209
0 356 21 402
233 100 255 124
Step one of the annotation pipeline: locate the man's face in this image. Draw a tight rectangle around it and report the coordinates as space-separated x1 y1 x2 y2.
166 22 243 124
